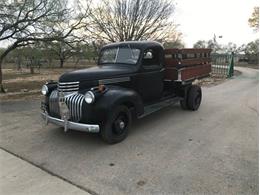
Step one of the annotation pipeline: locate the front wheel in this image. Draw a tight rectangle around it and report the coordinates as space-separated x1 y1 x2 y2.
101 105 132 144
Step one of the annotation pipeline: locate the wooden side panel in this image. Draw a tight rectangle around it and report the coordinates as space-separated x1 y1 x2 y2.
164 48 212 81
165 64 211 81
164 67 178 80
180 64 211 80
165 58 179 66
164 48 212 68
179 58 211 66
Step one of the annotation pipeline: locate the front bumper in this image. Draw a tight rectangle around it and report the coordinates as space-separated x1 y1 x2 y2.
41 112 100 133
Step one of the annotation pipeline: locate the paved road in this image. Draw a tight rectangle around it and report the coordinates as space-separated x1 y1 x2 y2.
0 67 258 194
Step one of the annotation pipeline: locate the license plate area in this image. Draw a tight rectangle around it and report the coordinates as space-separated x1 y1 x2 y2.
59 100 70 120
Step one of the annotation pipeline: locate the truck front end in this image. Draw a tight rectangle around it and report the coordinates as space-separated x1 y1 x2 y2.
41 80 101 133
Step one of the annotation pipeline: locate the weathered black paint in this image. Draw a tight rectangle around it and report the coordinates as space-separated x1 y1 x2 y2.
45 41 173 124
80 85 143 124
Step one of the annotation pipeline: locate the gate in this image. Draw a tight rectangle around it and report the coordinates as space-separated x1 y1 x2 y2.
211 53 234 78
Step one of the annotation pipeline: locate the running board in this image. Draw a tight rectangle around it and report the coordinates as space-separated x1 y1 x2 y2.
138 96 182 119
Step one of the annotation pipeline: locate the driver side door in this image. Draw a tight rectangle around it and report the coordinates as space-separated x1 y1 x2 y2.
134 46 164 103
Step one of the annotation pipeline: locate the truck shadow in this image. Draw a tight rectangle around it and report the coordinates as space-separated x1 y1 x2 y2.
131 104 183 134
47 103 185 147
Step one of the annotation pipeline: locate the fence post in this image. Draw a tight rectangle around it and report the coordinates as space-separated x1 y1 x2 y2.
228 52 234 77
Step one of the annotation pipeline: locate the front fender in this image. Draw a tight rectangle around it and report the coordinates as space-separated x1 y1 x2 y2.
80 86 143 124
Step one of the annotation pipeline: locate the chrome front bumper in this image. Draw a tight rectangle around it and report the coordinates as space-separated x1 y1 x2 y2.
41 112 100 133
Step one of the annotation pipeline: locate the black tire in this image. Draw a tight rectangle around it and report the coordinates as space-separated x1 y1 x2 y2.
101 105 132 144
187 85 202 111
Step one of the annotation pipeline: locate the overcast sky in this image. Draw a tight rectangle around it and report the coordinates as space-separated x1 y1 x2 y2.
1 0 258 48
174 0 259 47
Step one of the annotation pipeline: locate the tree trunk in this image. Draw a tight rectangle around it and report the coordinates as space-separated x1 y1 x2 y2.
16 56 22 71
59 58 64 68
0 41 19 93
0 59 6 93
30 66 35 74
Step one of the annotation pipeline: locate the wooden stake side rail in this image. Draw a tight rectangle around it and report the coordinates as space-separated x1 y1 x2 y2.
164 48 212 81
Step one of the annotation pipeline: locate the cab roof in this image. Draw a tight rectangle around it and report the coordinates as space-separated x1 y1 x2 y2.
101 41 164 50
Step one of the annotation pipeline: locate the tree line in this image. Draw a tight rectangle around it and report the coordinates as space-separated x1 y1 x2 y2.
0 1 258 93
193 39 259 63
193 6 259 63
0 0 182 92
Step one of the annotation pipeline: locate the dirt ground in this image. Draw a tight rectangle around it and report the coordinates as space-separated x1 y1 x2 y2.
0 66 92 101
236 62 259 69
0 67 242 101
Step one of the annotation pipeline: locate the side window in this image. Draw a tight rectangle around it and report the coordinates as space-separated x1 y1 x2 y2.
142 48 160 67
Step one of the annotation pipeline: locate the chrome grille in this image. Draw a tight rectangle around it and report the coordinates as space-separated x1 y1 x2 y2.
58 81 79 93
48 90 85 122
64 93 85 121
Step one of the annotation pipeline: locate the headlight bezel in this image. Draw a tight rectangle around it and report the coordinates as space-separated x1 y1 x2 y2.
84 91 95 104
41 85 49 96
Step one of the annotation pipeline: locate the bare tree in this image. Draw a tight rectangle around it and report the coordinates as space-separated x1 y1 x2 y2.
248 6 259 32
193 40 208 48
193 39 221 53
0 0 87 93
45 31 89 68
89 0 176 42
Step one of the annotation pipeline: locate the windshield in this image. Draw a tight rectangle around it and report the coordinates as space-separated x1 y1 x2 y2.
99 47 140 65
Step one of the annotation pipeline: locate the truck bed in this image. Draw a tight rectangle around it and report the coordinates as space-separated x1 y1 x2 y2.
164 48 212 82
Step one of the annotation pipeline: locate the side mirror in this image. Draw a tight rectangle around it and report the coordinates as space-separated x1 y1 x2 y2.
143 51 153 59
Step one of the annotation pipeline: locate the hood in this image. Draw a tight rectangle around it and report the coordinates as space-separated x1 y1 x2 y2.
59 65 136 82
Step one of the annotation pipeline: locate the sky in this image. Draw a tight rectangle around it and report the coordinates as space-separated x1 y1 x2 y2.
1 0 258 48
174 0 259 47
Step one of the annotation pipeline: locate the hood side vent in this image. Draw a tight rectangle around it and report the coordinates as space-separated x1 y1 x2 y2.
58 81 79 93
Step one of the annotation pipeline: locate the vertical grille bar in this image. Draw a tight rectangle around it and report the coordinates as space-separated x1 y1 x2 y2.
48 90 84 122
73 95 79 121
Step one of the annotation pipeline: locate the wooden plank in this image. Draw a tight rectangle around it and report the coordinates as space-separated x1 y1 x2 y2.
164 48 212 68
165 64 211 81
180 64 211 80
164 48 212 54
164 48 212 81
179 48 212 54
164 67 178 80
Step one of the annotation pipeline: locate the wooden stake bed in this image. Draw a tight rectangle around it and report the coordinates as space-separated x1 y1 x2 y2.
164 48 212 81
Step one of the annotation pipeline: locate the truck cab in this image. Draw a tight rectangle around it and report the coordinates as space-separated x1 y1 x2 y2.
98 41 164 102
41 41 211 144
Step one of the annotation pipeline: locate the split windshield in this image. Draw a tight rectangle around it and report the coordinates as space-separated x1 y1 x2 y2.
99 46 140 65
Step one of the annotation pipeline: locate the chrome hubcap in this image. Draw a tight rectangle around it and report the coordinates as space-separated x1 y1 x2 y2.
119 121 125 129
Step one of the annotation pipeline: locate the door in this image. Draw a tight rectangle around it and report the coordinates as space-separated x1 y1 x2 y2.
134 46 164 103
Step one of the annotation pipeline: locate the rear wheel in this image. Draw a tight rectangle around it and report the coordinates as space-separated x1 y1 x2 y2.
187 85 202 111
101 105 132 144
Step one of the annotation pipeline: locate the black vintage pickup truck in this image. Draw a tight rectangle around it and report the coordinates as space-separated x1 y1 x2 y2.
41 41 211 143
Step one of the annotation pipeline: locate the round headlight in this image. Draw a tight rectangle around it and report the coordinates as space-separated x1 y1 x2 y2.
41 85 48 95
84 91 95 104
